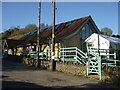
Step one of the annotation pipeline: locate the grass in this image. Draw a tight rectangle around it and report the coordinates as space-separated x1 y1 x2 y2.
55 70 64 73
8 34 24 40
74 74 89 78
55 69 89 79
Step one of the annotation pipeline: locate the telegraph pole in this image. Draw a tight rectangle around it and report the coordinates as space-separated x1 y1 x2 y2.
37 0 41 67
51 0 56 71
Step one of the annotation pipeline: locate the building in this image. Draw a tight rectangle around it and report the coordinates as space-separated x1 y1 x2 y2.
85 33 120 59
3 16 100 57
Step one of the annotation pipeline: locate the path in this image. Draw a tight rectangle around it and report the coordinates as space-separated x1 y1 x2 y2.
2 59 119 89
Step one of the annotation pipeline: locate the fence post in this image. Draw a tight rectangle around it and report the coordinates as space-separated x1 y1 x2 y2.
98 55 102 80
59 48 60 58
115 60 116 67
59 48 61 59
76 47 77 62
114 50 116 59
46 50 48 60
63 48 64 62
86 57 90 76
50 48 52 59
106 49 108 59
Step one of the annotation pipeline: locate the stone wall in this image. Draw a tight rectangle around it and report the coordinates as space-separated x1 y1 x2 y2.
22 58 87 77
40 60 87 76
102 67 120 85
56 61 86 76
22 57 120 85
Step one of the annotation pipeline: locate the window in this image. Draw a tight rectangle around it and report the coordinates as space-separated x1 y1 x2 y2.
81 24 93 40
81 27 86 40
89 28 93 35
86 24 90 39
81 24 93 52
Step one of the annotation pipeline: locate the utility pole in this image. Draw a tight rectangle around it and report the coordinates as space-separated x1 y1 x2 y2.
51 0 56 71
36 0 41 67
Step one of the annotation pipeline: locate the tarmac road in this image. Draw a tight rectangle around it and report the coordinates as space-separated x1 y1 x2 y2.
1 59 119 89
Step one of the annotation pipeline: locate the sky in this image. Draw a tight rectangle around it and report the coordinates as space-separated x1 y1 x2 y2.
118 2 120 35
1 1 119 35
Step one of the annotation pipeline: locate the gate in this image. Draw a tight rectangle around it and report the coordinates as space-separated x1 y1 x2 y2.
86 43 120 80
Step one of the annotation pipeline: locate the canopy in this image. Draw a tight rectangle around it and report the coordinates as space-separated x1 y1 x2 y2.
85 33 120 49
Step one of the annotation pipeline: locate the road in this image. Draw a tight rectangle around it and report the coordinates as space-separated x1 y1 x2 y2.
1 59 119 89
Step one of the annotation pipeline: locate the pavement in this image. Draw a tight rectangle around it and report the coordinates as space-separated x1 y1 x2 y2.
1 58 119 89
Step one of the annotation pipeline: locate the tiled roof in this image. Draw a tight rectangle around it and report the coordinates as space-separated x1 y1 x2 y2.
18 16 91 46
4 16 99 48
4 39 21 49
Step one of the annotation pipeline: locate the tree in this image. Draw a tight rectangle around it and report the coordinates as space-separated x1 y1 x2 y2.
101 27 113 36
2 26 20 40
10 26 16 30
25 24 37 31
17 26 20 29
40 23 49 29
112 34 120 38
9 26 19 33
2 30 11 39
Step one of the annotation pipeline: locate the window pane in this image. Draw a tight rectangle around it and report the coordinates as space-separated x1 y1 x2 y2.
82 27 86 40
86 24 90 38
89 28 93 35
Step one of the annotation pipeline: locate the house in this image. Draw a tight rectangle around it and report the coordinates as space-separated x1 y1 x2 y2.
3 16 100 57
3 39 21 55
17 16 99 51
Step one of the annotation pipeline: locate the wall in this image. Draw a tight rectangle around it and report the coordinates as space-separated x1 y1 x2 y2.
7 49 13 55
16 47 23 56
56 61 86 76
22 58 87 77
66 30 82 49
22 58 120 85
43 61 86 76
41 43 61 59
102 67 120 85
